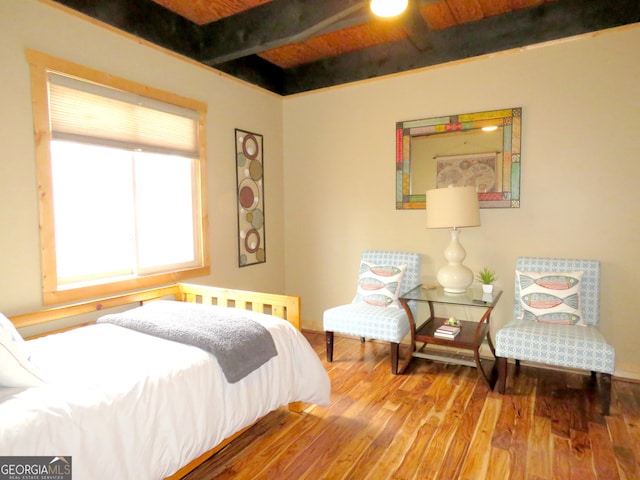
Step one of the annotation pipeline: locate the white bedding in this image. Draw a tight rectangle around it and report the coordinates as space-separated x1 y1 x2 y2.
0 307 330 480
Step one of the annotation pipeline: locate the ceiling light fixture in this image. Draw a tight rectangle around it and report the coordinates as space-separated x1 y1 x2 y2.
482 126 498 132
370 0 408 18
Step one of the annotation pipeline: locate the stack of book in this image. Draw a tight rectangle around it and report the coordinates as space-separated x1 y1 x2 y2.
434 324 461 339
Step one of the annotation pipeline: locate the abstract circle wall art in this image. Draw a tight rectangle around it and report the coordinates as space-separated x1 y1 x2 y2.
235 129 265 267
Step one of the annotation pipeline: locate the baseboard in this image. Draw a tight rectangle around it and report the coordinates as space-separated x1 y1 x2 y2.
304 320 324 332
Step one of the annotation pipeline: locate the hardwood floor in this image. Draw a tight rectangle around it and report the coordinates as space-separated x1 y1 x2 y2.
183 331 640 479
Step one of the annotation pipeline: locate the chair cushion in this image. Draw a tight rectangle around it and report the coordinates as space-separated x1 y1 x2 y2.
495 319 615 374
355 261 406 308
516 270 585 325
323 303 410 343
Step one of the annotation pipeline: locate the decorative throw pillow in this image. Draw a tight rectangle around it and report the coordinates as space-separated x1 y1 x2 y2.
0 312 24 343
516 270 585 325
0 329 44 388
355 261 407 308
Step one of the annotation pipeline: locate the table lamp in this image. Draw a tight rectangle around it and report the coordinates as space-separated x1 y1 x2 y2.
426 186 481 293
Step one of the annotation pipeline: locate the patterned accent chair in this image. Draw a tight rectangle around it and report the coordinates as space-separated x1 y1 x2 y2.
495 257 615 415
323 251 421 374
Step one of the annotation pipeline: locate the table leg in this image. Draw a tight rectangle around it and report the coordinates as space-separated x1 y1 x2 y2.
473 320 497 389
393 342 413 374
474 348 497 389
396 299 421 374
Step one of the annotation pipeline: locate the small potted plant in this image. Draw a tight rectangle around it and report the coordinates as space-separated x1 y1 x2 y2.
476 267 496 293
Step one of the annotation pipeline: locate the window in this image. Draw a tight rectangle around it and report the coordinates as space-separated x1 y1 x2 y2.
27 50 209 305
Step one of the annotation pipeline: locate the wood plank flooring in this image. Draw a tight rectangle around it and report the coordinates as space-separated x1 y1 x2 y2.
183 331 640 479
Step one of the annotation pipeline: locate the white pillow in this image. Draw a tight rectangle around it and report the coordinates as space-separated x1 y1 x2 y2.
516 270 584 325
0 312 24 343
355 261 407 308
0 329 44 388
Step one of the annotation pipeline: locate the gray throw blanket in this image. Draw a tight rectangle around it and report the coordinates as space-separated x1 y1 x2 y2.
97 301 278 383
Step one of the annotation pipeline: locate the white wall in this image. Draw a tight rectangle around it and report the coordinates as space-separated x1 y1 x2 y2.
0 0 286 314
283 25 640 379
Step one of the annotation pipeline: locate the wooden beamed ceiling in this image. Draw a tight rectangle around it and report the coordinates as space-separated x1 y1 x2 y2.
51 0 639 95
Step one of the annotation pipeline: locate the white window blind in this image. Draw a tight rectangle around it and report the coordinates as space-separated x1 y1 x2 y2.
48 73 199 157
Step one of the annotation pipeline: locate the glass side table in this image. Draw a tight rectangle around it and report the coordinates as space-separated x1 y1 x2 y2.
399 284 502 388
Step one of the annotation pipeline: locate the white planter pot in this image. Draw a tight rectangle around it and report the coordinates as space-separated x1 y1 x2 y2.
482 284 494 294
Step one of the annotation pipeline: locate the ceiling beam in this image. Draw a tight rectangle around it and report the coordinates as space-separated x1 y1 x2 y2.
51 0 202 57
401 1 432 52
214 55 285 94
198 0 371 66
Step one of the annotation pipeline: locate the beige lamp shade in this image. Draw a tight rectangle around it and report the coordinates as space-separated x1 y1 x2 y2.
426 186 481 229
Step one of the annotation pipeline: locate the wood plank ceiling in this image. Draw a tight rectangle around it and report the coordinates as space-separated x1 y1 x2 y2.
51 0 639 95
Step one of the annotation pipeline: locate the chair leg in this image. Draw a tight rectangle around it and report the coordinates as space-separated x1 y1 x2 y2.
496 357 508 394
390 342 399 375
325 331 334 362
600 373 612 416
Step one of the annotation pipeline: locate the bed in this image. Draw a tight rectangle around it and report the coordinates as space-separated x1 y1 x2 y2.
0 283 331 480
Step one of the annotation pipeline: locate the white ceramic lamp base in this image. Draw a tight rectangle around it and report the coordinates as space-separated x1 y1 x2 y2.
437 228 474 294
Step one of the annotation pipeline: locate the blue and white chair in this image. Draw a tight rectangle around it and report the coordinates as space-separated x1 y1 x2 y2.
495 257 615 415
323 251 421 374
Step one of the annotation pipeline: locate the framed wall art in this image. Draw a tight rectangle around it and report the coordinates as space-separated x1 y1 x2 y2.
235 129 265 267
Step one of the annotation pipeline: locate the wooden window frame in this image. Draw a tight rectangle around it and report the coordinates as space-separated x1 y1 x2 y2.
27 50 210 305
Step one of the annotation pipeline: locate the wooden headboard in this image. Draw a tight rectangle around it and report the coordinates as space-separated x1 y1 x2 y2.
10 283 301 337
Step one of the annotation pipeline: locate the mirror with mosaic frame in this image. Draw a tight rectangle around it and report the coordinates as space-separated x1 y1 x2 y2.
396 107 522 209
